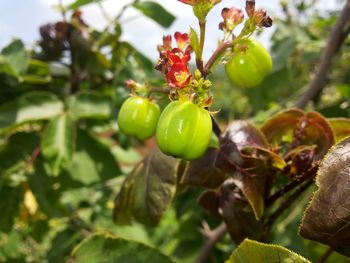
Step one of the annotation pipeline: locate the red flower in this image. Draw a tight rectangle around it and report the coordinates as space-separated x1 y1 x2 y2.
174 32 190 50
167 48 191 66
166 63 191 89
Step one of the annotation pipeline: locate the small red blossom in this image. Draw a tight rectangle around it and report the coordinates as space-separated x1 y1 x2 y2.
167 48 191 66
155 32 193 77
166 63 191 89
174 32 190 50
219 7 244 32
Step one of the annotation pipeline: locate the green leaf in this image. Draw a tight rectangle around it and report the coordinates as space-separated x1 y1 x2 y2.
114 147 177 226
0 55 19 79
225 239 311 263
300 137 350 257
0 185 24 232
271 36 296 73
132 1 175 28
0 132 39 177
328 118 350 142
133 49 154 73
68 0 97 10
67 92 113 120
1 39 29 75
47 228 81 263
189 27 200 58
71 234 174 263
336 83 350 98
42 114 76 176
23 59 51 84
28 158 64 217
22 75 51 84
0 91 64 134
63 129 120 185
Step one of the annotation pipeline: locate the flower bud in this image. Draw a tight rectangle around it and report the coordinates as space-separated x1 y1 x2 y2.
245 0 255 17
253 9 273 28
203 80 212 90
220 7 244 32
194 69 202 80
125 79 138 90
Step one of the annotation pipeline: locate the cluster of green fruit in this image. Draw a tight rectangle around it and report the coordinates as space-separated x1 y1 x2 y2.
118 96 212 161
118 38 272 161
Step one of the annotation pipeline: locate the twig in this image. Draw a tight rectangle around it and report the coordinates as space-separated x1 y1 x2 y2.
58 0 67 22
94 0 139 49
295 0 350 109
261 179 314 241
266 165 318 207
318 246 333 263
195 222 227 263
67 32 79 93
211 115 222 137
204 40 231 77
69 215 94 238
116 0 139 22
26 147 41 169
97 1 112 23
196 21 207 76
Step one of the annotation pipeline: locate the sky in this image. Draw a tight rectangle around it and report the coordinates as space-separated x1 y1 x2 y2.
0 0 340 61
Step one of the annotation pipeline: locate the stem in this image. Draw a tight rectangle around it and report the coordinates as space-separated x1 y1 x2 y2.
69 214 94 238
295 0 350 109
261 179 314 241
68 33 79 93
199 21 206 58
211 115 222 137
204 40 231 77
196 21 206 76
58 0 67 22
266 165 318 207
318 247 333 263
195 222 227 263
116 0 139 21
96 0 139 48
97 1 112 23
26 147 41 169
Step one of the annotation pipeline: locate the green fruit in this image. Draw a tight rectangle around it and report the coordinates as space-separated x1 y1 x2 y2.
225 39 272 88
117 96 160 140
156 100 212 160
